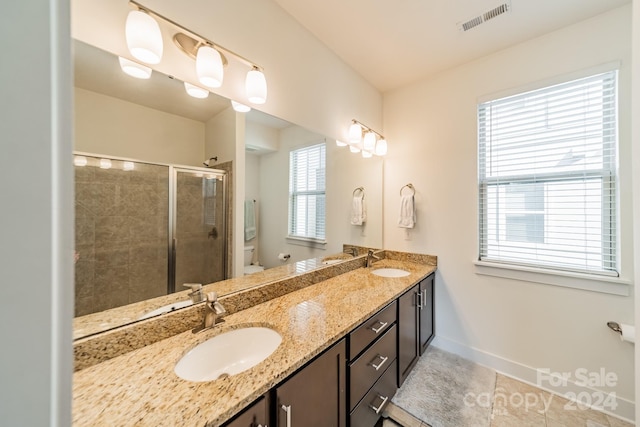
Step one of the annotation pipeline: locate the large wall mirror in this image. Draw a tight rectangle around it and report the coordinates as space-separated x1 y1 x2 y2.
72 35 384 339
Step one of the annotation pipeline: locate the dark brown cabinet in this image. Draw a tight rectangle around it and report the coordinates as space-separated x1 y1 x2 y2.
397 273 435 387
348 301 398 427
223 396 268 427
275 339 347 427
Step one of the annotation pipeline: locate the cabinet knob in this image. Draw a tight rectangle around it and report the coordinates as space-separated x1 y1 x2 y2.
369 394 389 414
371 321 388 334
370 355 389 371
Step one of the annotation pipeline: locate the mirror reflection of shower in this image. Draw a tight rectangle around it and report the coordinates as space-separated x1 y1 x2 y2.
73 154 228 317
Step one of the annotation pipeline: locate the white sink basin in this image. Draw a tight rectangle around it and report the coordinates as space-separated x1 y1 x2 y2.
139 300 193 320
175 327 282 382
322 259 342 265
372 268 411 278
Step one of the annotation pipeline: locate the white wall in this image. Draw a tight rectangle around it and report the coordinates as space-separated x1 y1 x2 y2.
0 1 73 425
384 5 635 420
245 153 261 264
75 88 205 166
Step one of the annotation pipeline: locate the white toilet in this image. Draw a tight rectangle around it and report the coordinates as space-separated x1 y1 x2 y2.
244 246 265 275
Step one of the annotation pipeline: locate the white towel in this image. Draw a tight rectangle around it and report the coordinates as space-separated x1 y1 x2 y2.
398 195 416 228
350 195 367 225
244 200 256 241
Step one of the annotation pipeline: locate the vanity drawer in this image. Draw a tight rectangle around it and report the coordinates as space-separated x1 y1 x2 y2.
349 300 397 359
349 324 397 410
350 359 397 427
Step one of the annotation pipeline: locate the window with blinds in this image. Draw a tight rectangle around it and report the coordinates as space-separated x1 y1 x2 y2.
288 143 326 241
478 70 618 276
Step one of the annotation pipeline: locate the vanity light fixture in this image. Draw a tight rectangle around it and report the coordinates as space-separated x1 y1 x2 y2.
127 1 268 104
118 57 152 79
375 138 388 156
196 45 224 88
125 9 163 64
245 67 268 104
184 82 209 99
231 100 251 113
343 119 388 157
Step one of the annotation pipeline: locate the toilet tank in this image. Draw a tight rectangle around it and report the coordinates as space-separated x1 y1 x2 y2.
243 246 254 266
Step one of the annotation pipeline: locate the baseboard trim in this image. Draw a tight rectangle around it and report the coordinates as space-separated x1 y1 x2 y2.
431 336 635 423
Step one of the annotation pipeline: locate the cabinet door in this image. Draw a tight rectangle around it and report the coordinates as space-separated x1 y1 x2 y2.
419 274 435 355
223 396 268 427
397 284 419 387
276 339 346 427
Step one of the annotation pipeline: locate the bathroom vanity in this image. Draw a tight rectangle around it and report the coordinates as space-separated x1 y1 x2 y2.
72 251 436 426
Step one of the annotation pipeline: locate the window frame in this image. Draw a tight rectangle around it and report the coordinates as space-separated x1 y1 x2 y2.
475 66 629 295
287 142 327 246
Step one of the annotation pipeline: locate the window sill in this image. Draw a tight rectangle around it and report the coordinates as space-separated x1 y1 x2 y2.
473 261 631 296
286 236 327 249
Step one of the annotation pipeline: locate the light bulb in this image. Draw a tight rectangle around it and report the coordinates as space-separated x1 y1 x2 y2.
73 156 87 167
363 131 376 152
336 140 348 147
118 57 152 79
375 139 388 156
362 150 373 158
196 45 224 88
125 10 163 64
184 82 209 99
246 68 267 104
348 122 362 143
231 100 251 113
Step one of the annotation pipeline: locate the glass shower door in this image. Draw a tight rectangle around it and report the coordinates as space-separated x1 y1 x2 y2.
171 168 227 293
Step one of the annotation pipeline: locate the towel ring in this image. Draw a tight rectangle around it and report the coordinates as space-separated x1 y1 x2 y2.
400 183 415 196
353 187 365 199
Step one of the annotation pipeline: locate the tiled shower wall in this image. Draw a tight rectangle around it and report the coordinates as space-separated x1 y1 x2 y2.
75 158 169 317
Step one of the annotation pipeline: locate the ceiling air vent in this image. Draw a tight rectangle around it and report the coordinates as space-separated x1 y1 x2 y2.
459 1 511 32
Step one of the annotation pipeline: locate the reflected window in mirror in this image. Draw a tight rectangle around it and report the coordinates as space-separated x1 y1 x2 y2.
288 142 326 244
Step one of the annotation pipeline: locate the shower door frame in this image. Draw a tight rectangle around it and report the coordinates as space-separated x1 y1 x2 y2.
168 166 228 294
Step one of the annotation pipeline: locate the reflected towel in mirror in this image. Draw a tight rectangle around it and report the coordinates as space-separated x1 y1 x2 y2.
244 199 256 241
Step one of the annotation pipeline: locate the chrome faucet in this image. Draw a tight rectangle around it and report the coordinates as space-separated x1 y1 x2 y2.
193 292 226 333
183 283 204 303
344 246 359 257
366 249 381 268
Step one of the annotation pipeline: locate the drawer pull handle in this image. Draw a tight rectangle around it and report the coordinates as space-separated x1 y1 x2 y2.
281 404 292 427
371 321 388 334
370 395 389 414
371 355 389 371
417 291 423 309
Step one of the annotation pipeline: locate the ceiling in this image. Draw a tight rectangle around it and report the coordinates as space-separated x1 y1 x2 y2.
272 0 631 92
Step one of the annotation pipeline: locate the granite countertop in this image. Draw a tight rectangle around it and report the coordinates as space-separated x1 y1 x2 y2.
72 259 436 426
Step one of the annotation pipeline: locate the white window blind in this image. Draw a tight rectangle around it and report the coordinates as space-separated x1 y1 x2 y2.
478 71 618 276
288 143 326 241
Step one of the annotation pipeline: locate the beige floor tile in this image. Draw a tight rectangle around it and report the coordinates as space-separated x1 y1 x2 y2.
606 414 635 427
545 395 611 426
493 374 553 416
491 409 547 427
